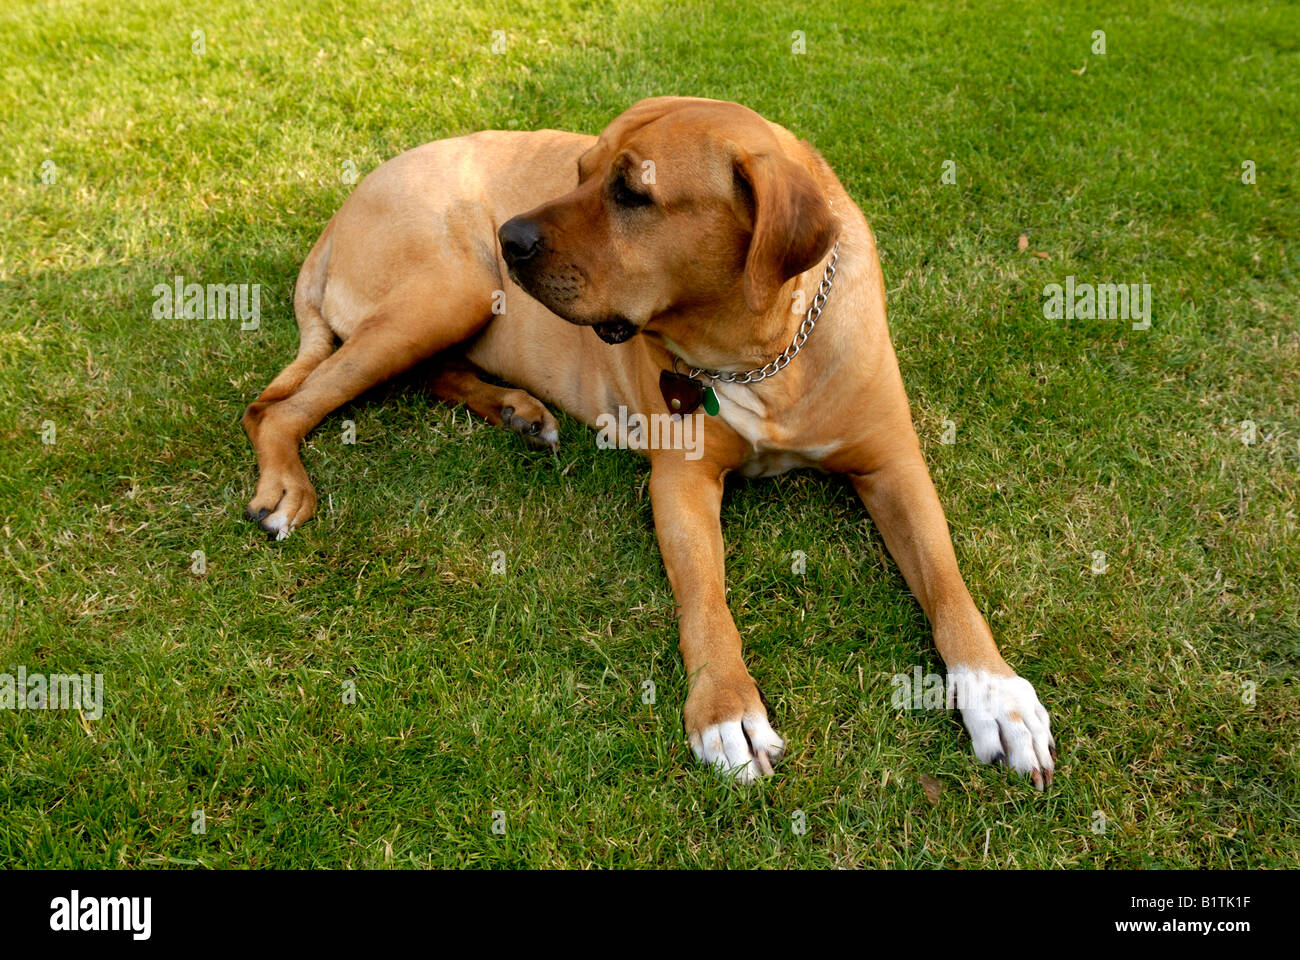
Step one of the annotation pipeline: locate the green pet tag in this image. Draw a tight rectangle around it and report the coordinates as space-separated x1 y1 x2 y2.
701 385 720 416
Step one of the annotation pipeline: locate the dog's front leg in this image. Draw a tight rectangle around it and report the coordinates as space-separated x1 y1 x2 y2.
648 451 785 782
850 454 1057 789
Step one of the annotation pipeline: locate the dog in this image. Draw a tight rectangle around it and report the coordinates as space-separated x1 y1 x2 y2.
243 96 1056 788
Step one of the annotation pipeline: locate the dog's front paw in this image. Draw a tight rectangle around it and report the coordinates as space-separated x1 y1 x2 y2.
948 667 1056 790
499 390 559 451
685 668 784 784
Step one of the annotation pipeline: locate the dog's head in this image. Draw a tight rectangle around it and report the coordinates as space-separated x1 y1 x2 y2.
499 97 839 345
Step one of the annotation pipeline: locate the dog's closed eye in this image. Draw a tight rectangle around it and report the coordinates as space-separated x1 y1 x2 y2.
611 176 653 208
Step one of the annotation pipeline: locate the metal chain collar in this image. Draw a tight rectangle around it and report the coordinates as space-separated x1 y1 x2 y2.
674 241 840 385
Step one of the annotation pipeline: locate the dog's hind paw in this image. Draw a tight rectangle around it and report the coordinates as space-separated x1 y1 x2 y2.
244 468 316 540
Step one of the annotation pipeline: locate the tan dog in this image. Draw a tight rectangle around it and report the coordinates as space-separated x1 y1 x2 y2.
243 97 1056 788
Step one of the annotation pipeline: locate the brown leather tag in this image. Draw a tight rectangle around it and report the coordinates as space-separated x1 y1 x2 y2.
659 369 704 416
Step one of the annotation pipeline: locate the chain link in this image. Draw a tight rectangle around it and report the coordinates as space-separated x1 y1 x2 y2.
678 241 839 385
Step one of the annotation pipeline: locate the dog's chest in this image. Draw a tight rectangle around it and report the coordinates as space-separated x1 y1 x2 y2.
714 382 841 478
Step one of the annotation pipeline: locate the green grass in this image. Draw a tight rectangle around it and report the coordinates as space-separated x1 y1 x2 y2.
1 0 1297 868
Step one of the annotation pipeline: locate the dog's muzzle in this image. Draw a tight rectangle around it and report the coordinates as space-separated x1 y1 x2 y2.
499 217 639 344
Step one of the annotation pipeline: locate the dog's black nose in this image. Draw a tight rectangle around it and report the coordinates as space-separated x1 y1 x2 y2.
499 218 544 266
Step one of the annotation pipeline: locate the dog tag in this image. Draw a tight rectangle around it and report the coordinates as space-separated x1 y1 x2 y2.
659 369 704 415
702 385 719 416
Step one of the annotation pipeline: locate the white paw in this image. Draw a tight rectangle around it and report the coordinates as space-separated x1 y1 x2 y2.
689 712 785 784
263 511 294 539
947 668 1056 789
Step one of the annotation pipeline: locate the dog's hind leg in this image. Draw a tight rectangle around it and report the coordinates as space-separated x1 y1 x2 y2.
242 277 495 539
426 356 559 451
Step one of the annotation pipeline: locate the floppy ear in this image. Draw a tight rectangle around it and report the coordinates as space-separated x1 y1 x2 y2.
734 150 839 313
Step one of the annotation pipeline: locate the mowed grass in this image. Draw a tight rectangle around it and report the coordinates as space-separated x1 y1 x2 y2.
1 0 1297 868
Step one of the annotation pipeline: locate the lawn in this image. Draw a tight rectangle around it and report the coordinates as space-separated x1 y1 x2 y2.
1 0 1296 868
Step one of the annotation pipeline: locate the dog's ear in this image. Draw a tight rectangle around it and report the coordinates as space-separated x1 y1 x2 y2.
733 150 839 313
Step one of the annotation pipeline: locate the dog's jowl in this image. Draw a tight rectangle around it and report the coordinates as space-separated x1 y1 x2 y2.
243 97 1056 788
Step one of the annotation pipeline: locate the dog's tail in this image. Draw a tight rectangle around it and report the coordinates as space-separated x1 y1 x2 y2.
289 217 337 370
252 219 337 406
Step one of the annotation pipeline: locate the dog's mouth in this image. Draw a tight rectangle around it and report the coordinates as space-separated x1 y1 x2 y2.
592 318 639 344
505 264 640 344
